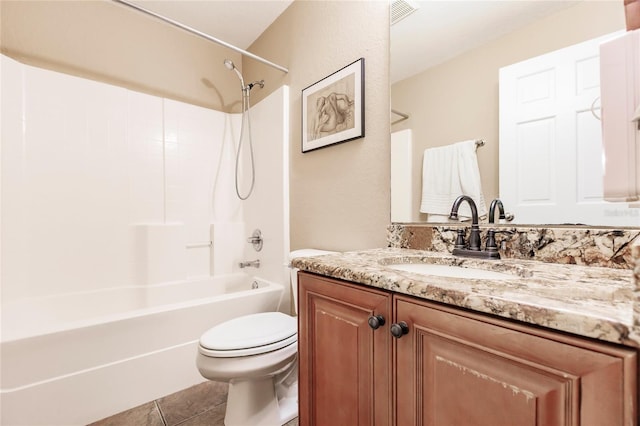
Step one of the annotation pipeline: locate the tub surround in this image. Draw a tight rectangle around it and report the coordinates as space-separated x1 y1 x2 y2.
291 247 639 348
1 55 291 426
388 223 639 269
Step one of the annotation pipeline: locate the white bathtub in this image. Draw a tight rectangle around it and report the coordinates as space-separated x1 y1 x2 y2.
0 274 284 425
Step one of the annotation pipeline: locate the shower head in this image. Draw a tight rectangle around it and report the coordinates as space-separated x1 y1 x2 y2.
223 59 265 96
224 58 245 91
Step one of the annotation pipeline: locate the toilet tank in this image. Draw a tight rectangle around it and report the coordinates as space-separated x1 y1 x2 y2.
289 249 338 315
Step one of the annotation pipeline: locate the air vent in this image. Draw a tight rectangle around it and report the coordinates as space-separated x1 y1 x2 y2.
391 0 419 26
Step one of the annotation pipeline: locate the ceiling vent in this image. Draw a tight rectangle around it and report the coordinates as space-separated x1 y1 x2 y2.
391 0 419 26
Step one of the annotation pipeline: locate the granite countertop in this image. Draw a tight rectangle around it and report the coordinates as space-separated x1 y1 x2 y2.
292 248 639 348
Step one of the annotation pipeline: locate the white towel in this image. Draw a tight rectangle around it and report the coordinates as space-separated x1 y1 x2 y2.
419 140 487 219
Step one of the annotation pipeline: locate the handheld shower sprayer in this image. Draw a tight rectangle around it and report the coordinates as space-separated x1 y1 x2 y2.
224 59 246 93
223 59 265 200
224 59 265 95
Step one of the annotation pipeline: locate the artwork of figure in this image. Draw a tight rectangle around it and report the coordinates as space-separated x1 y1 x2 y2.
301 59 363 152
311 92 355 140
306 73 355 142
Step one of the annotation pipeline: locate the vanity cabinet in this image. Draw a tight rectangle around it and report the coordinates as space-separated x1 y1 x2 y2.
395 295 637 426
298 273 392 425
298 272 638 426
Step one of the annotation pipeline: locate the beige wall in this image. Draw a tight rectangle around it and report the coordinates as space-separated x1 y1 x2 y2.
1 0 391 252
1 0 242 112
247 1 390 252
391 1 625 222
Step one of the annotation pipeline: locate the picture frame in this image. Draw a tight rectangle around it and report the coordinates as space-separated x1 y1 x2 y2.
301 58 364 153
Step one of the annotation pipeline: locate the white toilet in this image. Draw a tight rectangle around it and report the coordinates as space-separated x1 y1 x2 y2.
196 249 336 426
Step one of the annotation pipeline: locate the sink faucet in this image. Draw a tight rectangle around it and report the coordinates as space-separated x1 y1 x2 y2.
448 195 500 259
488 198 514 223
488 199 505 224
448 195 481 251
239 259 260 268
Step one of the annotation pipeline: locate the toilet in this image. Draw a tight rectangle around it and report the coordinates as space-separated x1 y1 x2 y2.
196 249 336 426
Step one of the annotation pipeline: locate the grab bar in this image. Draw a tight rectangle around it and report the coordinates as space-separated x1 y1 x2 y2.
186 242 212 249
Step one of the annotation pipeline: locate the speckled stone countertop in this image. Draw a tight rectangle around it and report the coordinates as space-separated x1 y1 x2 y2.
292 248 639 348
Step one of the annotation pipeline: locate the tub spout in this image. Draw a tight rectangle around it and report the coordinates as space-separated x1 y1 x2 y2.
239 259 260 268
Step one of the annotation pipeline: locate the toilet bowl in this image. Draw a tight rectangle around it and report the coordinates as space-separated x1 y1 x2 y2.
196 249 336 426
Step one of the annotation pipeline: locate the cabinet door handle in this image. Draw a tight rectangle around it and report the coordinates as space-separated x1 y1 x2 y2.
368 315 386 330
390 321 409 338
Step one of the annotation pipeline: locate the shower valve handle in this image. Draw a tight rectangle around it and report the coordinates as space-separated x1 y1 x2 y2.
247 229 263 251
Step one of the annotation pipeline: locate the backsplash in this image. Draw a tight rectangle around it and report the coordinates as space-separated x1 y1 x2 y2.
388 224 639 270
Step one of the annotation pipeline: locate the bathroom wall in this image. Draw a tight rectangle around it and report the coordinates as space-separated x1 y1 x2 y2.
391 1 625 216
1 54 289 303
245 1 391 252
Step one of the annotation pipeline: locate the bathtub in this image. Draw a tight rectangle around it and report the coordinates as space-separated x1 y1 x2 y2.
0 274 285 425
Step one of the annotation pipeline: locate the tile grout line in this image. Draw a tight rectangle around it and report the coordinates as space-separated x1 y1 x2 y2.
155 400 168 426
172 396 228 426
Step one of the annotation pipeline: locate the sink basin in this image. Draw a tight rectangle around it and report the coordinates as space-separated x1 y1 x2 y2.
387 263 515 280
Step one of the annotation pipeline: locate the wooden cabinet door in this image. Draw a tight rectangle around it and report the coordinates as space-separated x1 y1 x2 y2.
395 296 637 426
298 272 392 426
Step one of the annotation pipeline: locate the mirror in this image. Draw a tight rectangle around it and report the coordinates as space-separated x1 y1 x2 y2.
390 1 633 226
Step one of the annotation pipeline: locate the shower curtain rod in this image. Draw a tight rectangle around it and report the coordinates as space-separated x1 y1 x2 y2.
112 0 289 74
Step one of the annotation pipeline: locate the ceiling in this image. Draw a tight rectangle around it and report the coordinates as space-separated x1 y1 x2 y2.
126 0 579 83
128 0 294 49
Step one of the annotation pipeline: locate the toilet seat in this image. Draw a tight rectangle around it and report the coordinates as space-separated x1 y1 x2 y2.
199 312 297 358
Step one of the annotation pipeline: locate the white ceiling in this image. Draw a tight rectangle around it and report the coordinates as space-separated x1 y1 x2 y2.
125 0 579 82
390 0 579 83
128 0 294 49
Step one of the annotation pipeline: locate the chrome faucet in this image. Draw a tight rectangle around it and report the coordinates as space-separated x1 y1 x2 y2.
239 259 260 268
448 195 481 251
488 199 505 224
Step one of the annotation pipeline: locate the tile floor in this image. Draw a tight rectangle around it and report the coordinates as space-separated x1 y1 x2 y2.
89 381 299 426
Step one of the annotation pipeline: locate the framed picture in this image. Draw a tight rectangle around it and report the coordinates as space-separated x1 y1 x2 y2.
302 58 364 153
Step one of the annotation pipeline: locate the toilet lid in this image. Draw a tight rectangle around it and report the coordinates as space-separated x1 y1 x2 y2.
200 312 297 355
